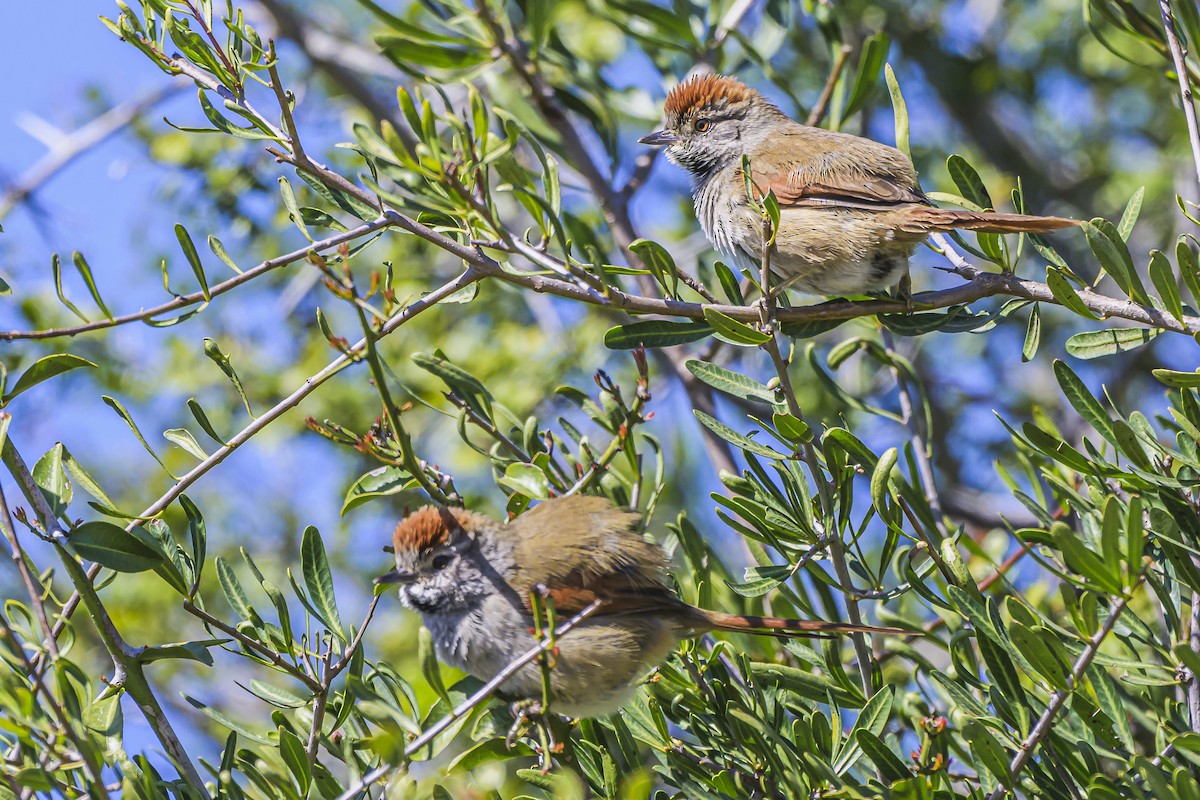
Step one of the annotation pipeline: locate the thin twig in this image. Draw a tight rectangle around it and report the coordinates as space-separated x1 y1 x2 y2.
35 270 481 664
711 0 760 51
267 43 306 165
880 329 945 529
183 599 321 691
984 576 1143 800
805 44 853 127
1160 0 1200 198
1190 588 1200 733
334 600 604 800
2 217 397 341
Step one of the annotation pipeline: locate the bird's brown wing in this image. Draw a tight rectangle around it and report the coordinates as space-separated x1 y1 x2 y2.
748 127 927 211
508 495 681 616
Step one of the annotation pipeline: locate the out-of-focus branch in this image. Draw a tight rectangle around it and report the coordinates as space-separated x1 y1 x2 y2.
1 438 205 795
1160 0 1200 199
805 44 853 127
1 217 397 341
0 81 186 220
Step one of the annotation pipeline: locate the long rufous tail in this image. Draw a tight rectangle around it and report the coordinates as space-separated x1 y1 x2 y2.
699 609 911 638
902 207 1081 235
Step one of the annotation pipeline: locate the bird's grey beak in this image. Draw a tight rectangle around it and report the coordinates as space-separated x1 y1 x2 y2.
374 569 413 586
638 130 677 146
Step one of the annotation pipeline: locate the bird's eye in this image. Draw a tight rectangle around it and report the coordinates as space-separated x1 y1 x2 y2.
694 118 712 133
431 553 454 570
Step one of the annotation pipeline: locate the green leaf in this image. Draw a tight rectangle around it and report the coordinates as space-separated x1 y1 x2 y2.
702 307 769 346
962 720 1013 784
50 253 88 323
208 235 241 274
883 65 907 160
1154 369 1200 387
187 397 228 445
175 224 210 301
203 338 254 417
693 410 784 459
1022 304 1041 362
216 556 253 621
856 730 911 782
101 395 177 478
725 564 791 597
342 466 416 515
1009 622 1071 690
1083 219 1150 303
71 252 112 320
498 462 551 499
301 526 346 643
947 154 993 210
1065 328 1157 359
685 360 775 402
278 727 311 793
138 638 228 666
1053 360 1116 444
629 239 679 299
1118 186 1144 241
163 428 208 460
1178 236 1200 308
70 521 163 572
843 34 891 119
412 351 493 418
33 443 71 520
1149 249 1184 321
2 354 96 405
602 320 711 349
1045 266 1099 321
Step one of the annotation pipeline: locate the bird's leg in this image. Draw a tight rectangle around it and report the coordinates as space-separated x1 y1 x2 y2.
505 699 570 771
894 272 915 314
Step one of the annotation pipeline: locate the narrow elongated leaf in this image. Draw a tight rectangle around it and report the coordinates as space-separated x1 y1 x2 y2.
963 720 1013 784
163 428 208 460
50 253 88 322
1046 267 1099 320
1153 369 1200 387
175 224 210 300
102 395 177 477
843 34 891 119
603 320 711 349
856 730 911 782
1149 249 1184 320
1084 219 1149 303
70 521 162 572
1065 328 1157 359
2 354 96 405
301 526 346 643
629 239 679 299
1118 186 1144 240
216 556 253 621
947 154 993 210
1178 237 1200 307
886 64 909 159
71 252 112 320
685 360 774 402
203 338 254 417
1022 304 1041 362
702 307 769 346
1053 360 1116 444
693 410 784 459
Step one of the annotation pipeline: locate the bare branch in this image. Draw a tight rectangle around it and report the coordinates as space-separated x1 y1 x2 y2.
0 82 186 220
984 576 1142 799
805 44 853 127
1160 0 1200 199
2 217 398 341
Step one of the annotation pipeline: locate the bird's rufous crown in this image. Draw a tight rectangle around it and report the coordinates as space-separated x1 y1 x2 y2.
392 506 468 554
662 74 761 118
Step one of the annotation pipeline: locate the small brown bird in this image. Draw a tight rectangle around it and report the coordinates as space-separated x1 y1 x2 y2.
378 495 906 717
639 74 1078 296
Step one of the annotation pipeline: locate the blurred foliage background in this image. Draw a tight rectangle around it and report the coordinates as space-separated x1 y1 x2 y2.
4 0 1200 797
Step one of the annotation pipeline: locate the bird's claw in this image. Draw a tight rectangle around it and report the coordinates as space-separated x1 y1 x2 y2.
895 273 915 314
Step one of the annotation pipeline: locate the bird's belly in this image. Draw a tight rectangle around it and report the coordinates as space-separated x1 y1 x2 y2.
708 202 918 295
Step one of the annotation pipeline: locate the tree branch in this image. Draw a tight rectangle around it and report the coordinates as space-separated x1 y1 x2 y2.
984 577 1142 799
1160 0 1200 199
2 217 398 341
